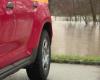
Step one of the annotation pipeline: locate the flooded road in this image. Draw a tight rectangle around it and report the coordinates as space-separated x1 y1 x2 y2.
51 21 100 56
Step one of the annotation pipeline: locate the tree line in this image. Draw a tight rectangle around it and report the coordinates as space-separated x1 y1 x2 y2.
50 0 100 23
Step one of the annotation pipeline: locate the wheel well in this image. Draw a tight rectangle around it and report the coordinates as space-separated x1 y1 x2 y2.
42 22 52 44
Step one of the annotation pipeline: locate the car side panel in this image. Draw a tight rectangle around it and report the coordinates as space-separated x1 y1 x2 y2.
0 0 34 69
0 0 52 69
27 2 52 53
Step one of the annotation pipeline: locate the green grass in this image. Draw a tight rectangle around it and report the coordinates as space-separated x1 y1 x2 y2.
51 54 100 65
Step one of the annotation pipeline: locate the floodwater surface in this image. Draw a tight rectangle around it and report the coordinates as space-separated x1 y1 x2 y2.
51 21 100 56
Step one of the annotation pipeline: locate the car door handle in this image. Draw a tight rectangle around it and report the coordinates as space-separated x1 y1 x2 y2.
33 1 38 9
6 2 14 9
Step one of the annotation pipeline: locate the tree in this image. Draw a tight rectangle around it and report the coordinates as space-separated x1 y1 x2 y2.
89 0 97 22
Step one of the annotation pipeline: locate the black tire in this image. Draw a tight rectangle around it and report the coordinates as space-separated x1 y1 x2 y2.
26 30 51 80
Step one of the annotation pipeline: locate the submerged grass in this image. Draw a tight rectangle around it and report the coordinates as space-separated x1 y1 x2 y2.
51 54 100 65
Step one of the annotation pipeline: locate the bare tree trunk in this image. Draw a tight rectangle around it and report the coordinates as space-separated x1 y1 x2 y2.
77 0 82 22
72 0 76 21
89 0 97 22
82 16 88 24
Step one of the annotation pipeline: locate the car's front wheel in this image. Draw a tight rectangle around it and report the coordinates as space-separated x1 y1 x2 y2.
26 30 51 80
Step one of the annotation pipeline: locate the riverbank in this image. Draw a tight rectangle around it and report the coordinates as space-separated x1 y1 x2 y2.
51 54 100 65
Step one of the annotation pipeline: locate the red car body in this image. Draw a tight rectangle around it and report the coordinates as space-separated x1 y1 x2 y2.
0 0 52 79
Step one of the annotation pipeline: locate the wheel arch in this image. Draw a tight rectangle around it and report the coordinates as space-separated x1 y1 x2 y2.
42 22 53 44
27 21 52 56
28 21 52 64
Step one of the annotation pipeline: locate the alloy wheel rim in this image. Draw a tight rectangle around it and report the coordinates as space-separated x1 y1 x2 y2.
42 39 50 71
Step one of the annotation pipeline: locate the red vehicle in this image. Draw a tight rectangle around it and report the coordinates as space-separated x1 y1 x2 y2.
0 0 52 79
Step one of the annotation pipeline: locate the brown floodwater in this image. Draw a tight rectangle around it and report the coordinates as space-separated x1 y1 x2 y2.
51 21 100 56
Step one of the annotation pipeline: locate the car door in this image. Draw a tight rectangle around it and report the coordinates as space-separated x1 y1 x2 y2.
11 0 35 60
0 0 35 69
0 0 17 68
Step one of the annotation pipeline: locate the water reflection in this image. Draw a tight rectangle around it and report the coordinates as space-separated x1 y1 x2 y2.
52 21 100 56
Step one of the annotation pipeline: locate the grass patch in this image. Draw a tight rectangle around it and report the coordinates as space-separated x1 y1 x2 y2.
51 54 100 65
